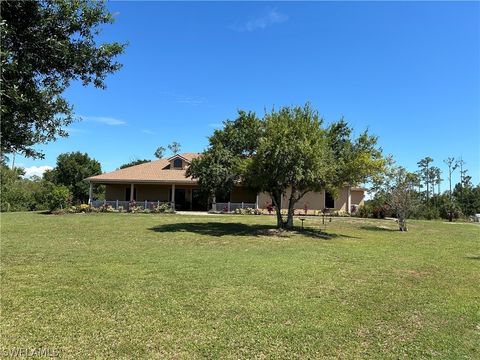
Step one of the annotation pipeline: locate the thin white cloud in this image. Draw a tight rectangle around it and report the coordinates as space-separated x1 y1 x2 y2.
141 129 155 135
232 9 288 32
80 115 127 126
22 165 53 178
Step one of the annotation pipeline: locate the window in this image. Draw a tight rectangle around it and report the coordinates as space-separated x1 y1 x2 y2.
173 158 182 168
325 191 334 208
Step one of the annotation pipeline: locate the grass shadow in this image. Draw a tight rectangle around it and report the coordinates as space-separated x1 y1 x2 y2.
149 222 273 237
465 255 480 260
299 227 361 240
360 225 398 232
149 222 360 240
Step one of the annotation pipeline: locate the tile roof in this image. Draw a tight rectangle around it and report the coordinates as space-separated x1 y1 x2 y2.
86 153 201 183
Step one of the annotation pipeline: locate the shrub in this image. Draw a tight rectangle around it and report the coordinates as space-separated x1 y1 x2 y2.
99 204 117 213
357 204 371 218
234 207 262 215
152 203 174 213
45 185 71 212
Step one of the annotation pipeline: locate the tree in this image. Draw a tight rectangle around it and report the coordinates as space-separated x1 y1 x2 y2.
443 157 458 198
373 164 418 231
417 157 433 202
186 111 262 200
44 184 71 211
429 166 442 199
168 142 181 155
46 152 102 203
0 0 125 158
188 104 384 229
154 146 166 159
119 159 150 169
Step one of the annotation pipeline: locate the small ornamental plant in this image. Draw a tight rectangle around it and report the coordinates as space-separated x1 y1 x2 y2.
265 202 274 215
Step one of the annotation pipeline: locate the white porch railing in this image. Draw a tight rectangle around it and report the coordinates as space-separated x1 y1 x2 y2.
90 200 173 211
212 202 256 212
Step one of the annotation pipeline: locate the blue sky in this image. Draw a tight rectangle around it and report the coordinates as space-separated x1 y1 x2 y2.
17 1 479 188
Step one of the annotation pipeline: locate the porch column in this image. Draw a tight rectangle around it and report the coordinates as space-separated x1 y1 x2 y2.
130 183 134 201
171 183 175 209
88 182 93 204
347 187 352 214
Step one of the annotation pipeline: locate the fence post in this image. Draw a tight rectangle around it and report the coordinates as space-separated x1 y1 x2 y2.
228 202 231 212
116 200 119 209
242 202 244 209
145 200 147 209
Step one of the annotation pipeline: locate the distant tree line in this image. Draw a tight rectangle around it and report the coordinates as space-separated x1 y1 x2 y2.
0 141 184 212
0 152 103 212
362 156 480 223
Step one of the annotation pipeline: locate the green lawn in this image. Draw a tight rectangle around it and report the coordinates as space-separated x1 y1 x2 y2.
1 212 479 359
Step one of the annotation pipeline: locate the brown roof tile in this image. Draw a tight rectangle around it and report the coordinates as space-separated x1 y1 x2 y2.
86 153 201 184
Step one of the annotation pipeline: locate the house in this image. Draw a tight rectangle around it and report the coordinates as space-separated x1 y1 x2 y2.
85 152 366 212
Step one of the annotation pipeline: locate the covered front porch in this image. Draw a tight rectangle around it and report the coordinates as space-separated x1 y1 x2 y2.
88 182 259 211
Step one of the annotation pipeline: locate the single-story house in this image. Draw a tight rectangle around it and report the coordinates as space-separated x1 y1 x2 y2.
85 152 366 213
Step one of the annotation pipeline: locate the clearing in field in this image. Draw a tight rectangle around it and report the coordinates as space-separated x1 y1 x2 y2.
1 212 479 358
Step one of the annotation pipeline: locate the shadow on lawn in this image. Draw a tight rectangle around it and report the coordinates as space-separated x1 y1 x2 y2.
149 222 359 239
149 222 272 237
360 225 398 232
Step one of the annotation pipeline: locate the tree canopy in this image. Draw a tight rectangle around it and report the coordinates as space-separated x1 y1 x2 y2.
0 0 125 158
188 103 385 229
44 151 101 203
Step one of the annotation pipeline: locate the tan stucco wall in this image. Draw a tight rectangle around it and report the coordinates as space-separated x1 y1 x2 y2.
104 183 364 211
351 190 365 206
257 186 355 211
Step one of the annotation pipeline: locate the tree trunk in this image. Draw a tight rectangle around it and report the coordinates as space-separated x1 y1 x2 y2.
270 192 285 229
285 204 294 229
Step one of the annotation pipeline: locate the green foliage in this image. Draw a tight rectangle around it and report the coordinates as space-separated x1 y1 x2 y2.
154 146 166 159
372 164 418 231
0 166 51 211
119 159 150 169
44 184 71 211
187 145 243 200
189 103 384 229
47 151 102 203
0 0 125 158
168 142 181 155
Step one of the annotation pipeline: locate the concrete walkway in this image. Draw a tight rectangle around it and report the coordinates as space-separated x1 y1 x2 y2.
175 211 214 216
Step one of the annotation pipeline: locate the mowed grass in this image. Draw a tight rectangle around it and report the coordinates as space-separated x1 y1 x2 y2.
1 212 479 359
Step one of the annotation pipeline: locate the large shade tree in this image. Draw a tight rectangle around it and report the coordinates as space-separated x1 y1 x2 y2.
44 151 101 203
1 0 125 158
188 104 384 229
